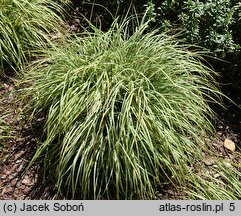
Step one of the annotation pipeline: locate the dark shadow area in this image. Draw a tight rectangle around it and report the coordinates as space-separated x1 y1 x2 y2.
0 80 56 200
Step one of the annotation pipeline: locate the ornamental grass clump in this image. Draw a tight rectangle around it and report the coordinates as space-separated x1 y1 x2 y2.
0 0 65 76
23 19 221 199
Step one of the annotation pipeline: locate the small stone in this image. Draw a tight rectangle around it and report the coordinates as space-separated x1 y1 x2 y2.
204 158 215 166
10 179 18 187
217 125 223 129
16 159 22 164
4 170 11 175
16 164 24 172
167 189 175 195
156 193 163 198
1 175 7 180
21 177 34 186
211 142 219 147
224 138 236 152
213 173 221 178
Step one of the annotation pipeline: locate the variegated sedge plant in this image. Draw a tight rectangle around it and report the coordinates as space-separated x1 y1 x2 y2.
22 17 223 199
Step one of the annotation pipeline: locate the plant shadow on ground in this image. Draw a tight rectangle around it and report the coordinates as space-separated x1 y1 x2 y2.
213 64 241 148
0 81 57 199
0 130 58 200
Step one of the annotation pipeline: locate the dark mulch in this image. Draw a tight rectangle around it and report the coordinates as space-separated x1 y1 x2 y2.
0 80 56 200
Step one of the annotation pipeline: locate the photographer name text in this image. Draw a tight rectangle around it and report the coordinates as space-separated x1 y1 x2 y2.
2 202 84 213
